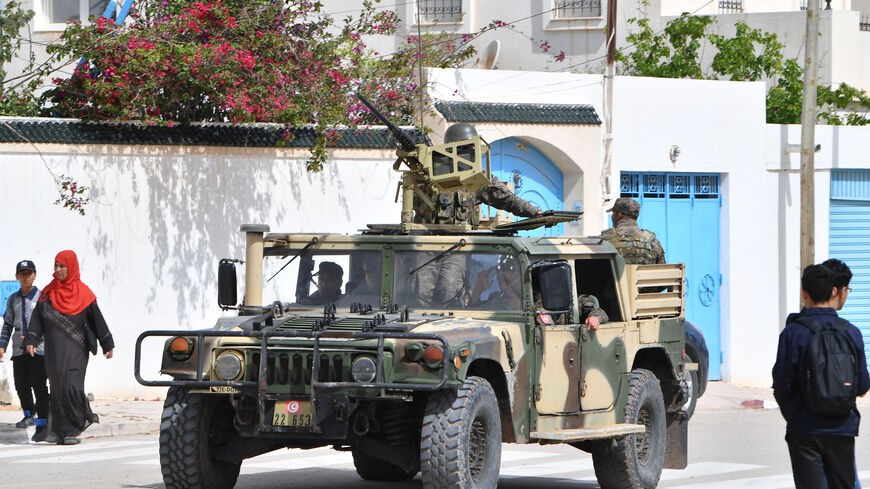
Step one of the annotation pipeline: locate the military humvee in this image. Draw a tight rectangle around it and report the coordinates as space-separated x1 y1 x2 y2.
135 97 690 489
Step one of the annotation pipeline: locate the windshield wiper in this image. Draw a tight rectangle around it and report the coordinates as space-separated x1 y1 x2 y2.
409 239 466 276
266 237 319 283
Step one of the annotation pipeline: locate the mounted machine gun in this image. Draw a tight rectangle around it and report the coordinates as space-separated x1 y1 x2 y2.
357 93 493 232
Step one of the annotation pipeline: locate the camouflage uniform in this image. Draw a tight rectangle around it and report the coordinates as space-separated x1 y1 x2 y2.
602 217 665 265
578 294 609 324
534 294 608 326
406 253 467 308
473 176 540 218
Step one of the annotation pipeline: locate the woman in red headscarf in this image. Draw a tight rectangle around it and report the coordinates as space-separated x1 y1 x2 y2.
23 250 114 445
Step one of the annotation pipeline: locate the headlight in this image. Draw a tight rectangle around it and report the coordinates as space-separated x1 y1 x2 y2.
351 356 377 383
214 351 244 381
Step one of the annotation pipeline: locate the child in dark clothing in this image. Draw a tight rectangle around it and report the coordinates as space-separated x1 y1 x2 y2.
0 260 49 428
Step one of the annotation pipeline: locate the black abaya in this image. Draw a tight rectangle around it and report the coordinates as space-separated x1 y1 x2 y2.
24 299 114 439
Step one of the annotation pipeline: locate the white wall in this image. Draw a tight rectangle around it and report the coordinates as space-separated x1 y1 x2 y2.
661 0 852 15
0 142 400 397
764 124 870 327
610 76 776 385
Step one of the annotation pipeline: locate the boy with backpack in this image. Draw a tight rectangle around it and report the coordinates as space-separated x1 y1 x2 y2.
773 262 870 489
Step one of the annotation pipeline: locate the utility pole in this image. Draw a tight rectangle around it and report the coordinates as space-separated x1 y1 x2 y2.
602 0 617 208
800 0 820 282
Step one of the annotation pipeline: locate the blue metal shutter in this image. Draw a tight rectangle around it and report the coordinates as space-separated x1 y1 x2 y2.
829 169 870 366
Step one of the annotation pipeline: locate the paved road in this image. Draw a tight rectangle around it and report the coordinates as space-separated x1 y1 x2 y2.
2 408 868 488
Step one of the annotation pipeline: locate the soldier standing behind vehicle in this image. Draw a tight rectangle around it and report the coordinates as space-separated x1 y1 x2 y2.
602 197 665 265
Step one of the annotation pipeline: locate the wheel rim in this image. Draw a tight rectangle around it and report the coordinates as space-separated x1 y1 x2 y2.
683 373 695 411
468 414 489 482
635 403 654 464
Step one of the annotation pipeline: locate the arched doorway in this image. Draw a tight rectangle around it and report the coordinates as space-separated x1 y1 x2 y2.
489 137 565 236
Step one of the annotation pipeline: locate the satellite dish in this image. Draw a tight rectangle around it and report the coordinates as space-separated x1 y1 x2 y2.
482 40 500 70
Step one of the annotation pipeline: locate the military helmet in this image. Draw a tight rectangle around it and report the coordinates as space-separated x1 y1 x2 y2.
444 123 478 143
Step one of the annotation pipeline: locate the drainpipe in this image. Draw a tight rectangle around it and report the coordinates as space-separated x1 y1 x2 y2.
602 0 618 209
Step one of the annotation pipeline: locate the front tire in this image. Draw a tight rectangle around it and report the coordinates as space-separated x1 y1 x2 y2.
592 369 667 489
420 376 501 489
159 386 242 489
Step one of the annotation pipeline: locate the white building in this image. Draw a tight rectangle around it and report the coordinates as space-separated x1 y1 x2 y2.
328 0 870 90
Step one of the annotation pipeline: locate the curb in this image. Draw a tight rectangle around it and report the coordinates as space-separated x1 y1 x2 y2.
0 421 159 444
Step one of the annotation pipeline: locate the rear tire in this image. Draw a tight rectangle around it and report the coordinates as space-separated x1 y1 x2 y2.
592 369 667 489
420 376 501 489
352 448 418 481
159 386 241 489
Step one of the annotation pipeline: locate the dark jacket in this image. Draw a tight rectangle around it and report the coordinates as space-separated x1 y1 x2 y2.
772 307 870 436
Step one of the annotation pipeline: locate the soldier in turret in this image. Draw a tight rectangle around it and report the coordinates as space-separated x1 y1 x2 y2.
602 197 665 265
440 123 542 220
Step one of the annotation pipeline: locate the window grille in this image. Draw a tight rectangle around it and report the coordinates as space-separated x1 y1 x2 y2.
621 172 720 200
554 0 603 19
419 0 462 23
620 173 640 197
861 13 870 32
718 0 743 14
642 174 666 198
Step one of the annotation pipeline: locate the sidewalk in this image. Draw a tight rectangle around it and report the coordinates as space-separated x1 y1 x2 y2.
0 381 867 444
0 396 164 444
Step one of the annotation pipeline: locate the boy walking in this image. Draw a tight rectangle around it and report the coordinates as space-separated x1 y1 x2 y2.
0 260 49 428
773 263 870 489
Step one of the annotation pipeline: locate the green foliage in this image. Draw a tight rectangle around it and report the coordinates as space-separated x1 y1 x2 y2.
765 59 803 124
620 11 870 125
618 13 714 79
817 83 870 126
709 22 784 81
53 176 90 215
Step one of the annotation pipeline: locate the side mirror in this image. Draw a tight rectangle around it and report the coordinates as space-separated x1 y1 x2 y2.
218 259 239 310
532 261 572 312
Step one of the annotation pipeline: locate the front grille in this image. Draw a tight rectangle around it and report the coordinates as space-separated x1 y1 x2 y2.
251 351 347 386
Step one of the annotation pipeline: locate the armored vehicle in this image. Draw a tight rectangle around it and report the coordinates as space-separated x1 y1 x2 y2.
135 98 690 489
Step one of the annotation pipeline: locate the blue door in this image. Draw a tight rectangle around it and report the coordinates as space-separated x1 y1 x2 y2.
620 172 722 380
490 138 564 236
829 170 870 367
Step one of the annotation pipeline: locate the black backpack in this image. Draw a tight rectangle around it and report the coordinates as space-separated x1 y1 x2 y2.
793 315 860 417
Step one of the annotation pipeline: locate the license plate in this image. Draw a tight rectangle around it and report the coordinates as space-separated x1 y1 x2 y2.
272 400 313 427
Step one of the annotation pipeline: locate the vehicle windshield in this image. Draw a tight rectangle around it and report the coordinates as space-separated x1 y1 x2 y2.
263 250 383 308
393 251 522 311
262 249 523 312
